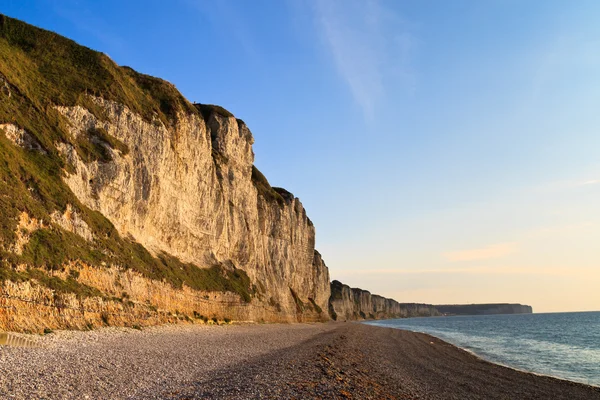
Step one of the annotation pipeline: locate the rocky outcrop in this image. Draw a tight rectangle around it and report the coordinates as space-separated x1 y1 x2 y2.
50 205 94 242
328 280 441 320
435 304 533 316
0 124 45 153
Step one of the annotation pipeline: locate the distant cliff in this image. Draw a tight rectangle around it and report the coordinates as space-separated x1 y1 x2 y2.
328 280 441 320
435 304 533 316
328 279 532 320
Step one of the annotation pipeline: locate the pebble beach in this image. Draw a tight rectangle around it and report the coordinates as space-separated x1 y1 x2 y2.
1 322 599 399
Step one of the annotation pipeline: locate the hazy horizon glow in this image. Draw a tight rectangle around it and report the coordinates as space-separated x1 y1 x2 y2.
3 0 599 313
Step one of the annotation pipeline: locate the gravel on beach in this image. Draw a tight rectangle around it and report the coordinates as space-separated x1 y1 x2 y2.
1 322 599 399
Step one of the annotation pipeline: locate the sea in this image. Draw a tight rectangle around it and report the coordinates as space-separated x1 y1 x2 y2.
365 311 600 387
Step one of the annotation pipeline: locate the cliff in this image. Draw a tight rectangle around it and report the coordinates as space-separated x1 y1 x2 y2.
0 15 532 333
328 280 441 320
435 304 533 316
0 15 329 331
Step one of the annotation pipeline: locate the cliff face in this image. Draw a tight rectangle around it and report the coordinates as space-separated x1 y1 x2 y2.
329 280 441 320
0 15 329 331
435 304 533 316
54 97 330 322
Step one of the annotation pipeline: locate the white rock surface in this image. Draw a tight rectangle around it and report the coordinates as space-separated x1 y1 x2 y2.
0 123 45 152
55 97 330 321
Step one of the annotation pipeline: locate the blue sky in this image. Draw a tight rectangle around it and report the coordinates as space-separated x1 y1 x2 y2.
3 0 600 312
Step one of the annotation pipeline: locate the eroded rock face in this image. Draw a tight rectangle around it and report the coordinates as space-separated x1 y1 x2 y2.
329 280 441 320
0 124 45 153
51 204 94 242
6 212 46 255
0 73 12 98
54 97 330 322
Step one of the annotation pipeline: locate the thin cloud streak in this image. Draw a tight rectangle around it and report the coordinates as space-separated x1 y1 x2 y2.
311 0 414 119
337 266 580 277
524 221 595 239
530 175 600 194
444 242 518 262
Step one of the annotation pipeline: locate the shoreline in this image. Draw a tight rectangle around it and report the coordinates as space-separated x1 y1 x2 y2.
368 321 600 389
399 327 600 390
459 341 600 389
364 321 600 389
1 322 599 399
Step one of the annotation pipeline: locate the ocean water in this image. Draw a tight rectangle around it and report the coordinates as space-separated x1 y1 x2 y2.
365 311 600 387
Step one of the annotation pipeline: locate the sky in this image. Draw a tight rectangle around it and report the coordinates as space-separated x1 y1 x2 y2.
2 0 599 313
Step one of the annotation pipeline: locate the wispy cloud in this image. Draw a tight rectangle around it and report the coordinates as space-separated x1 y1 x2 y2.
524 221 595 240
337 265 577 277
443 242 518 262
311 0 414 119
530 176 600 194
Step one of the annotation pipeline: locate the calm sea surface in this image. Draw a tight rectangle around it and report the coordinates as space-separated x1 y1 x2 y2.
365 311 600 387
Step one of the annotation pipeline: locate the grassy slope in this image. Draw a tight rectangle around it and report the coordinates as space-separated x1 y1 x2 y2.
0 14 258 301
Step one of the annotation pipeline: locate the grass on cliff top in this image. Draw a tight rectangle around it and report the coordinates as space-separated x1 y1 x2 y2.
0 15 257 302
0 14 197 126
329 280 346 301
252 165 287 206
195 104 234 120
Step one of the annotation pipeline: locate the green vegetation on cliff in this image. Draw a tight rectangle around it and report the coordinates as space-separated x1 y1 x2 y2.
0 14 196 125
195 103 234 120
251 165 287 205
0 14 254 302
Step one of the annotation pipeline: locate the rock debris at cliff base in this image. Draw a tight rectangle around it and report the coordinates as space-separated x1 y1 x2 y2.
1 323 598 400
